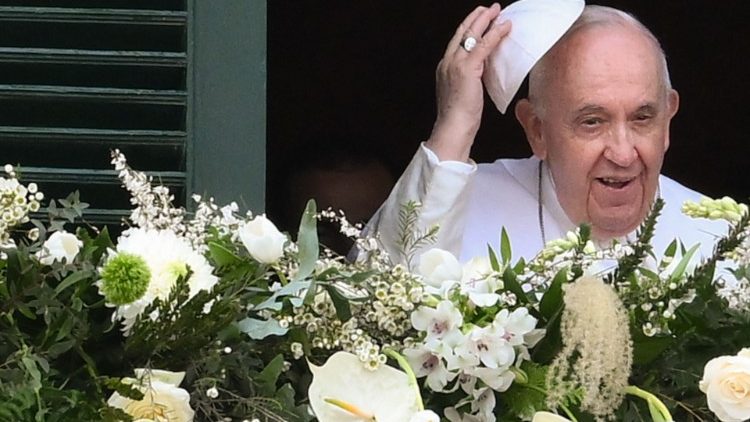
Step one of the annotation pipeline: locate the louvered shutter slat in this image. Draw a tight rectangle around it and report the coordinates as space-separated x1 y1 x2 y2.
0 0 187 229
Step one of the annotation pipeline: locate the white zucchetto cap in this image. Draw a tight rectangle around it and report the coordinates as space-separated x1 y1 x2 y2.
483 0 585 114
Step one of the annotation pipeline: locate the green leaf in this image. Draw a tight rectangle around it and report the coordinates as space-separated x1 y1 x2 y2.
294 200 319 282
53 271 90 297
500 227 512 266
236 317 289 340
46 339 76 358
502 266 530 305
513 257 527 274
21 356 42 391
539 269 567 321
663 240 677 260
488 245 501 272
208 241 241 267
632 332 674 365
669 243 700 283
323 284 352 322
54 314 75 341
103 377 145 401
256 354 285 395
17 304 36 320
501 362 549 420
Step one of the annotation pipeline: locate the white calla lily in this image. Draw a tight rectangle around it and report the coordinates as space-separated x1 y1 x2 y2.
308 352 421 421
532 411 573 421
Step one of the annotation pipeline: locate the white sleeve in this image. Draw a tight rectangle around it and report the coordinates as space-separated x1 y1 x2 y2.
363 143 477 264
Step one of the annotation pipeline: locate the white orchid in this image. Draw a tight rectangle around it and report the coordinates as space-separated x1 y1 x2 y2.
461 256 504 307
411 300 464 342
464 366 515 392
403 345 457 392
493 307 539 347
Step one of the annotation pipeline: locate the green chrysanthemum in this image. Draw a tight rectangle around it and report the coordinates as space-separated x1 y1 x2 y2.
100 252 151 305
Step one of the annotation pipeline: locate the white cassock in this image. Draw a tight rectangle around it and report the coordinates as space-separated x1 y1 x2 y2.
368 144 728 264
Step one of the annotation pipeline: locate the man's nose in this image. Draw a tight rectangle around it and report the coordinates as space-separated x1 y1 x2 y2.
603 126 638 167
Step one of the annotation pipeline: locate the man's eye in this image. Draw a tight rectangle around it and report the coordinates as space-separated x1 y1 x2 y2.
581 118 602 127
635 114 653 122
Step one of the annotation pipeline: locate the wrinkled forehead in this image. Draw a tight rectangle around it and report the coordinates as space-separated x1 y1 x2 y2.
546 24 667 103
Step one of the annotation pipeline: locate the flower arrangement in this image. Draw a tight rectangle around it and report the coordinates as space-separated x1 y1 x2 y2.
0 152 748 421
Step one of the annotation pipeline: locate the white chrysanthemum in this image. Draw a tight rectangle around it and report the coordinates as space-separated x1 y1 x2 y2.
108 228 218 333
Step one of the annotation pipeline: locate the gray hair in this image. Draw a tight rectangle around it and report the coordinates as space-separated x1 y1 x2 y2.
528 5 672 115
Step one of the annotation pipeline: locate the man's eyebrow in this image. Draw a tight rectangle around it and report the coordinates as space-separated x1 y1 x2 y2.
633 103 659 115
573 104 607 115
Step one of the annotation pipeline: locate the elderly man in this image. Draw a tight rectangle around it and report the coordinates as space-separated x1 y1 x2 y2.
368 3 724 262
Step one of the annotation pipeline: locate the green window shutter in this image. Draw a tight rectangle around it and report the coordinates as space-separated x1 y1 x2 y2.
0 1 188 225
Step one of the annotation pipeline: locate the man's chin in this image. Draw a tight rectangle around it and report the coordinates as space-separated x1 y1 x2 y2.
589 209 644 241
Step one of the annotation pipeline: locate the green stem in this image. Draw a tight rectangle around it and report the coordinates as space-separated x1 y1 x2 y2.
559 403 579 422
624 385 673 422
509 372 578 422
383 348 423 411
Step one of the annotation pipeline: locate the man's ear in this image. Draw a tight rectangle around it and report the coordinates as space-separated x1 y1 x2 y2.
663 88 680 151
515 99 547 160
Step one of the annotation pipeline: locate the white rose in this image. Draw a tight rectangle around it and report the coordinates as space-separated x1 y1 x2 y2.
699 348 750 422
39 231 82 265
238 215 287 264
532 411 572 421
108 369 194 422
418 248 462 288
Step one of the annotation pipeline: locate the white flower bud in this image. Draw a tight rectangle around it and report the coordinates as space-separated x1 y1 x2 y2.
237 215 287 264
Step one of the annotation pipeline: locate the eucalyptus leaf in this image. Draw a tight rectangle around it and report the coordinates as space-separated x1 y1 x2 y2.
236 317 288 340
294 200 319 282
254 280 311 311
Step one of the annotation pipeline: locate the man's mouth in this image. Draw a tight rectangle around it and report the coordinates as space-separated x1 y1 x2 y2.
596 177 635 189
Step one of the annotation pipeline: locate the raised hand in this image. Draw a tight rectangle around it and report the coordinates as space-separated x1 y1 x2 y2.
426 3 512 162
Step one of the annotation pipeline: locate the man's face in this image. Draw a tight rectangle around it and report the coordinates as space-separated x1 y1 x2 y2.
529 24 679 240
